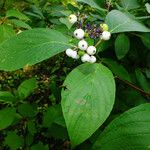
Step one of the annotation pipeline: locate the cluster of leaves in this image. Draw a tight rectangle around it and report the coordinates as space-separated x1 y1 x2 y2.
0 0 150 149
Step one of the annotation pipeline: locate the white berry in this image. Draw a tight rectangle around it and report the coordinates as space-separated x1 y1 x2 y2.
71 51 79 59
68 14 77 24
101 31 111 40
89 56 96 63
87 46 96 55
81 54 91 62
74 29 85 39
78 40 88 51
66 48 74 57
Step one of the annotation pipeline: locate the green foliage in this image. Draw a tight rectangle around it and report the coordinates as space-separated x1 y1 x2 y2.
43 104 65 127
93 103 150 150
102 58 131 82
145 3 150 14
0 108 16 130
135 69 150 93
0 91 16 103
119 0 140 10
4 131 23 150
61 63 115 147
17 78 37 99
6 9 30 21
76 0 107 12
10 19 31 29
0 0 150 149
115 33 130 59
0 29 71 71
106 10 150 33
141 33 150 49
30 142 48 150
0 24 15 43
17 103 37 117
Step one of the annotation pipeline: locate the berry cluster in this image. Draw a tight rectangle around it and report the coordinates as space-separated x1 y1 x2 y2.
65 14 111 63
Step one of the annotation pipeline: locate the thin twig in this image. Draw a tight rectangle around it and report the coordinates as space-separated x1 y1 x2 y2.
116 77 150 97
95 39 102 47
0 17 7 25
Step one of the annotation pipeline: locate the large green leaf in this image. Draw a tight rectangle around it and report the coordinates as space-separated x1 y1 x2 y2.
0 107 16 130
106 10 150 33
0 28 72 71
61 63 115 147
93 103 150 150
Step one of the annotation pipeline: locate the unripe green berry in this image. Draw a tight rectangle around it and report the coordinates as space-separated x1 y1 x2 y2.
100 23 109 31
78 50 85 56
84 32 89 38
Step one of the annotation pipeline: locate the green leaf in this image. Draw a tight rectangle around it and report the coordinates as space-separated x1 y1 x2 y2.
43 104 65 127
140 33 150 49
25 133 34 146
0 24 15 43
146 3 150 14
119 0 140 10
135 69 150 93
10 19 31 29
93 103 150 150
0 107 16 130
106 10 150 33
102 58 131 82
0 28 72 71
27 120 37 135
59 18 72 29
77 0 107 12
4 131 23 150
97 40 112 52
144 69 150 79
48 124 69 139
6 9 29 20
115 33 130 59
18 103 37 117
18 78 37 99
61 63 115 147
0 91 16 103
30 142 48 150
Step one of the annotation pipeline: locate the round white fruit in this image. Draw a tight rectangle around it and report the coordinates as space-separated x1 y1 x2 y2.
89 56 96 63
78 40 88 51
71 51 79 59
66 48 73 57
74 29 85 39
68 14 77 24
101 31 111 40
87 46 96 55
81 54 91 62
